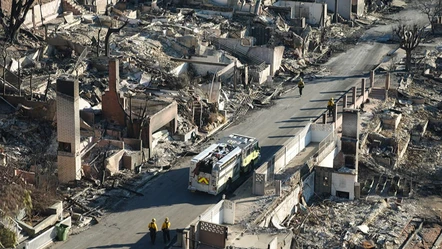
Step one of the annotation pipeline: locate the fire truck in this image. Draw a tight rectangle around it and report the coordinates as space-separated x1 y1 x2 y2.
188 134 260 195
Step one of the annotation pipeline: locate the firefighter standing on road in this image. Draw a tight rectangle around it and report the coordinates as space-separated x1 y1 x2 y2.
148 218 158 245
297 77 305 96
162 217 171 243
327 98 335 117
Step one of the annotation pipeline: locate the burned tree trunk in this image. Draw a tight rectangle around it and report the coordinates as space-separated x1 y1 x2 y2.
394 24 425 71
1 44 7 94
0 0 35 43
104 19 128 57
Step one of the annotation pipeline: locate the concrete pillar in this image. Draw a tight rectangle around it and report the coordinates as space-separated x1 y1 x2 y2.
176 229 183 247
275 180 281 196
361 79 366 102
147 120 152 150
352 87 356 108
334 0 338 23
354 182 361 199
385 72 390 90
343 94 347 108
333 100 338 122
244 66 249 86
323 113 327 124
109 58 119 92
370 70 374 88
183 229 189 249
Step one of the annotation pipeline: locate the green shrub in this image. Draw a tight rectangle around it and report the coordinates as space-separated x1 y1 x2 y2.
0 227 17 248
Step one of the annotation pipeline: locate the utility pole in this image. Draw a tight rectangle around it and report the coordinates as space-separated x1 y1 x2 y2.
233 60 237 92
334 0 338 23
1 46 6 95
18 64 21 96
29 72 33 100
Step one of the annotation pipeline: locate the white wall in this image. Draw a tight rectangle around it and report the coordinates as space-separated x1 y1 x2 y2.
274 148 287 173
247 46 285 76
24 0 61 27
192 53 228 76
264 185 300 227
300 122 311 149
320 0 352 20
353 0 364 16
331 173 357 200
17 217 71 249
223 200 235 225
317 146 336 168
273 1 325 25
310 123 334 142
250 65 271 84
199 200 224 224
199 199 237 225
284 123 311 166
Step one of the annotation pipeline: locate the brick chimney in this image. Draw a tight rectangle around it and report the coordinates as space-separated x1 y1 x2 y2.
109 58 119 93
102 58 126 126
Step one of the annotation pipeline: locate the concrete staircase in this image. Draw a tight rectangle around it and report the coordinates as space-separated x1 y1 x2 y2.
62 0 88 15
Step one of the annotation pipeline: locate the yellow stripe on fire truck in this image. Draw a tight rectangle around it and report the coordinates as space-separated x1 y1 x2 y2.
198 176 209 185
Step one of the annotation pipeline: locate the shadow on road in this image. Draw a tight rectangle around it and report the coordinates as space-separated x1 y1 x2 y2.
313 73 369 83
109 167 222 214
309 99 331 102
279 125 306 129
268 135 295 138
275 119 311 123
87 231 176 249
300 107 325 111
290 116 317 119
319 90 349 94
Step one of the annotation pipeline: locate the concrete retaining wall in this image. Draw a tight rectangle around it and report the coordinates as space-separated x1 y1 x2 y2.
17 217 71 249
198 199 235 225
252 77 372 195
265 185 300 228
302 171 315 202
253 123 323 196
200 200 224 224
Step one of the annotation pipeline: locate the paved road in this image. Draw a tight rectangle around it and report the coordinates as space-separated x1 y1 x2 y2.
52 7 423 249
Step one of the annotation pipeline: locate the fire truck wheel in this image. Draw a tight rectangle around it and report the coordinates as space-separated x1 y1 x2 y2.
247 162 253 173
251 159 257 171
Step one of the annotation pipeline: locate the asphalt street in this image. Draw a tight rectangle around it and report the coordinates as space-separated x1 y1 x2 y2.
52 6 424 249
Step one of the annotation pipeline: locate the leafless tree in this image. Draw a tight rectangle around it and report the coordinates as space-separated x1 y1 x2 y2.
416 0 442 33
1 43 7 94
94 16 104 57
0 0 35 43
104 19 129 57
393 24 425 71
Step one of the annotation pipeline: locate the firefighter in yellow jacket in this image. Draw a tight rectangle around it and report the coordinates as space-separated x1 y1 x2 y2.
162 217 171 243
297 78 305 96
148 218 158 245
327 98 335 117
